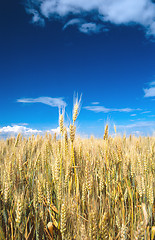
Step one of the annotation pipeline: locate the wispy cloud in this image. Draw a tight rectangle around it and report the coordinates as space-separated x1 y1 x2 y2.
91 102 100 105
17 97 67 108
150 81 155 86
63 18 108 34
144 81 155 97
63 18 83 30
25 0 155 36
84 105 141 113
141 111 151 114
26 8 45 26
117 121 155 129
12 123 29 126
117 121 155 136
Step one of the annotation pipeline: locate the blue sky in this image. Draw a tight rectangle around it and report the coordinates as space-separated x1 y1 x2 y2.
0 0 155 137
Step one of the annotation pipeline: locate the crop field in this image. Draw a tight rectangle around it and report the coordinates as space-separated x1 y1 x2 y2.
0 102 155 239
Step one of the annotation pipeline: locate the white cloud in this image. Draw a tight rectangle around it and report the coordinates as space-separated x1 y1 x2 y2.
47 127 61 134
0 124 71 138
17 97 67 108
79 22 107 34
0 125 42 136
99 0 155 25
144 81 155 97
84 105 141 113
25 0 155 36
47 126 69 134
144 87 155 97
130 114 136 116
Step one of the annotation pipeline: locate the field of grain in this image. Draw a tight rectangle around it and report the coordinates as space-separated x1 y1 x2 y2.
0 102 155 239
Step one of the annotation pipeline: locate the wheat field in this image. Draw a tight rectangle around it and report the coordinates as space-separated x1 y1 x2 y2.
0 101 155 239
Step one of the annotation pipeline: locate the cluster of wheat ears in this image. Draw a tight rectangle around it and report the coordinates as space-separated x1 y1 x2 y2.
0 97 155 239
